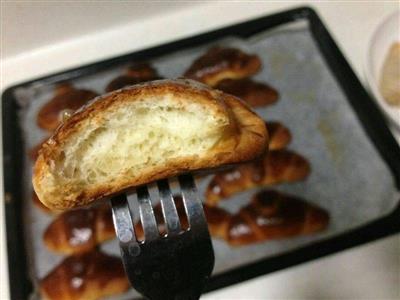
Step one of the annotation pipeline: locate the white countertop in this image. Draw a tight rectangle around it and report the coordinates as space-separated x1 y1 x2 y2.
1 2 399 299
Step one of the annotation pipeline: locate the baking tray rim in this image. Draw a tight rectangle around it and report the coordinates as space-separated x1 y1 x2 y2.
2 6 400 300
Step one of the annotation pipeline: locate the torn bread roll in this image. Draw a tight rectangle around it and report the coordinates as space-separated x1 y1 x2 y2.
33 79 268 211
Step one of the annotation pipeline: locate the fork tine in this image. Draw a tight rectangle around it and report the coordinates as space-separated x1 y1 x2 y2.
178 174 208 233
110 194 136 243
136 185 159 241
157 179 182 236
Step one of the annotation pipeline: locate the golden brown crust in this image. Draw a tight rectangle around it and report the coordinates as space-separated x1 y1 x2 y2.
40 250 129 300
37 83 98 132
43 204 115 254
225 190 329 246
203 204 231 239
265 122 291 150
184 47 262 86
105 62 162 92
33 79 268 211
215 78 279 107
205 149 311 205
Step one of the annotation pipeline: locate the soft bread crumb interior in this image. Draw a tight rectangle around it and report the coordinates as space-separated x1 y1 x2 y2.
52 96 229 186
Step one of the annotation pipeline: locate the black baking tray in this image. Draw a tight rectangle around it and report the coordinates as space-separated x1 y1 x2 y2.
3 7 400 300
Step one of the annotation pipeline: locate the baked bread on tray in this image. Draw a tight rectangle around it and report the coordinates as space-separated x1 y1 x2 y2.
43 203 115 254
215 78 279 108
184 47 261 86
105 62 162 92
206 149 311 205
207 189 329 246
40 250 129 300
33 79 268 211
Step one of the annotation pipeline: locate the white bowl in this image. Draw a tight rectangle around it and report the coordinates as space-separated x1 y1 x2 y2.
365 10 400 130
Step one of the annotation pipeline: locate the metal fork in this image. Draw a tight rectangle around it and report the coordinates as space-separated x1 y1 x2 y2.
110 174 215 300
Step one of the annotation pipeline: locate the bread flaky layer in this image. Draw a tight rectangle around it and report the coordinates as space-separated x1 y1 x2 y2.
33 79 268 211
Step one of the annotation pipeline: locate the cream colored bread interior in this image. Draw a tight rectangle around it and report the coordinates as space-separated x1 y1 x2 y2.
53 95 229 186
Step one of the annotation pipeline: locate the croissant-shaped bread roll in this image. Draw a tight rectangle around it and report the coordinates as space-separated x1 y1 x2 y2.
184 47 261 86
105 63 162 92
215 78 279 107
43 204 115 254
224 190 329 246
39 250 130 300
37 83 98 131
206 150 311 205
